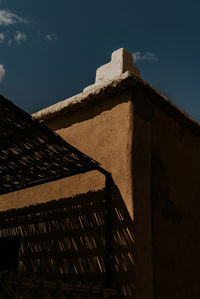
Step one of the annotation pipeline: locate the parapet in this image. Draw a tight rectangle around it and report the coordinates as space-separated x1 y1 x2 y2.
33 49 200 138
83 48 140 92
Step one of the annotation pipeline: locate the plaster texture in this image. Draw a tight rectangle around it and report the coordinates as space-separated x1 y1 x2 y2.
47 91 134 218
0 170 105 211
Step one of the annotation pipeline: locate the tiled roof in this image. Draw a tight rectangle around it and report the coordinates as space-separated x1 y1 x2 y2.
0 94 99 195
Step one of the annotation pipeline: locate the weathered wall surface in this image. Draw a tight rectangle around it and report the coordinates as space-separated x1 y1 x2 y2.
47 90 134 219
0 170 105 211
151 107 200 299
46 90 136 296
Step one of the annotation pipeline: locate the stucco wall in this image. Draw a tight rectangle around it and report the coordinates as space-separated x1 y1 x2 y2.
151 107 200 299
46 90 134 219
0 170 105 211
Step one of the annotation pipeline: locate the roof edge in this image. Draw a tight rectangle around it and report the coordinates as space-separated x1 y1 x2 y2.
32 71 200 136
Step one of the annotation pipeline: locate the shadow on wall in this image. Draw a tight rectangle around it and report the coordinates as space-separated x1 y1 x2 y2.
151 154 183 299
0 182 135 298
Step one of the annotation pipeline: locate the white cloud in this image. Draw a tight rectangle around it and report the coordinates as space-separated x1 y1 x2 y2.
14 31 26 44
0 64 5 82
0 9 27 26
44 33 56 41
132 52 158 62
0 32 4 42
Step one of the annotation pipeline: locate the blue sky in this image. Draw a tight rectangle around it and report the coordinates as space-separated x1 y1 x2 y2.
0 0 200 121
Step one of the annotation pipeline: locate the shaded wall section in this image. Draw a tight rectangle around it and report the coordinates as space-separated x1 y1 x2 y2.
151 107 200 299
131 90 154 299
0 191 107 284
0 187 135 298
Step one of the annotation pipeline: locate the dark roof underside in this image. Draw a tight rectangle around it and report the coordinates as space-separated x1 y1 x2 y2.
0 94 99 195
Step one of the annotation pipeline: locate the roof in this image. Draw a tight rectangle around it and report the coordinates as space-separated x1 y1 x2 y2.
33 71 200 137
0 94 100 195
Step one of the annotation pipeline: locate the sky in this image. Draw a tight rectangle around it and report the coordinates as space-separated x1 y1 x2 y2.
0 0 200 121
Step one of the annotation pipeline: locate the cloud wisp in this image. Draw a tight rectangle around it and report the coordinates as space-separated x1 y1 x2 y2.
132 52 158 63
14 31 26 44
44 33 57 41
0 9 27 26
0 32 4 42
0 64 5 82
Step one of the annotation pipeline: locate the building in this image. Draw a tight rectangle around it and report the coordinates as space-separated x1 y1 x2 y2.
0 48 200 298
